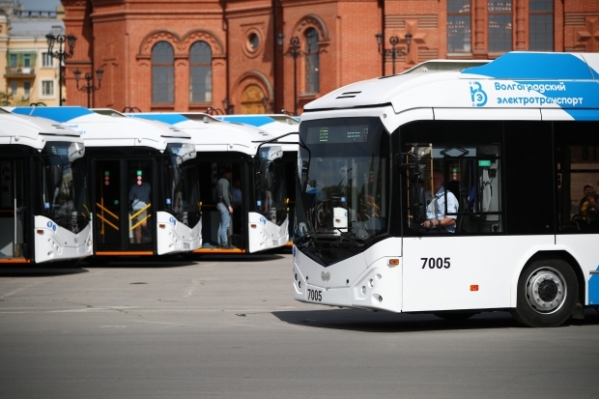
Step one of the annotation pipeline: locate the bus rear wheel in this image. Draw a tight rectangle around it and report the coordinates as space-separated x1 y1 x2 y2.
512 259 578 327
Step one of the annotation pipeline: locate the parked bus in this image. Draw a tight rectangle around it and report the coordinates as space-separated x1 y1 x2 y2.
8 107 201 261
293 52 599 327
0 110 91 265
129 112 295 254
215 114 300 246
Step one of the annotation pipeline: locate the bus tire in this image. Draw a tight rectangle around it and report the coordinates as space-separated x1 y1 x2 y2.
512 259 578 327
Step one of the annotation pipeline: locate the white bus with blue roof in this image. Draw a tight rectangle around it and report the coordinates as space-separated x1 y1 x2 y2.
128 112 294 254
0 109 91 265
8 106 200 261
293 51 599 327
216 114 300 248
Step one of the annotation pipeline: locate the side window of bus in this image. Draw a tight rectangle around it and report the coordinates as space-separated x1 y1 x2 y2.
555 122 599 234
399 121 504 236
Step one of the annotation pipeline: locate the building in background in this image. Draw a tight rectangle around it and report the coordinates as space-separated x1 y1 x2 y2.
0 1 64 106
57 0 599 115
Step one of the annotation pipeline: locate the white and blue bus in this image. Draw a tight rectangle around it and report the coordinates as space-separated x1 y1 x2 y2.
0 110 91 265
9 107 200 260
129 112 295 254
216 114 300 247
293 52 599 327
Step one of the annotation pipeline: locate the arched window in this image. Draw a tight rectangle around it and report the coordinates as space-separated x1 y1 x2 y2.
190 41 212 103
152 41 174 103
305 28 320 94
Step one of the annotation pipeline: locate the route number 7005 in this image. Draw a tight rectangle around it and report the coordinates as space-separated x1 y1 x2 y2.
421 257 451 269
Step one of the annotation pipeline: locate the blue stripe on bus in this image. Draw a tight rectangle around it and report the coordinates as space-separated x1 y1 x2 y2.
463 53 599 80
131 114 189 125
218 115 275 127
589 266 599 305
10 106 93 122
565 110 599 121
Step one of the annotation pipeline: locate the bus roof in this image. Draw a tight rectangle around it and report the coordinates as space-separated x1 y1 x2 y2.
303 52 599 121
0 112 83 150
8 106 192 150
215 114 299 136
128 112 295 155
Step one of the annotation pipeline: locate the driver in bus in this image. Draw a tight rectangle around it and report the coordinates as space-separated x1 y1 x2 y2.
421 171 459 233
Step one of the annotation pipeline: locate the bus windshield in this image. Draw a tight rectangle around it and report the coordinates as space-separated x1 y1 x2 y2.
255 146 288 226
40 141 89 233
296 117 389 265
164 143 200 227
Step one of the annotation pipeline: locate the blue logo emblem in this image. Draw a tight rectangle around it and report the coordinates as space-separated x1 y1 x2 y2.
169 216 177 226
46 221 57 231
470 81 488 107
260 217 266 225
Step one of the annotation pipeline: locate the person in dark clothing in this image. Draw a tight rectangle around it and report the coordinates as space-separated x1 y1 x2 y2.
216 167 233 248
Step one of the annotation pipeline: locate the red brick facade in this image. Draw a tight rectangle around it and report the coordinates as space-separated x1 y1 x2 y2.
61 0 599 115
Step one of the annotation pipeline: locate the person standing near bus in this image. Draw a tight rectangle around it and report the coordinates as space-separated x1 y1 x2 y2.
216 167 233 248
129 178 151 243
421 170 459 233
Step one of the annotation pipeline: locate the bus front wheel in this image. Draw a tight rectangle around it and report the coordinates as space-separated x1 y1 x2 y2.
512 259 578 327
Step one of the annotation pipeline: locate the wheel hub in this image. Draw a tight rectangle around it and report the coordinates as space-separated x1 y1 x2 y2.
525 267 566 314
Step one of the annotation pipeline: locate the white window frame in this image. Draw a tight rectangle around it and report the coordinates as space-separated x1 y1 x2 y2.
40 79 55 98
41 52 54 68
23 81 31 99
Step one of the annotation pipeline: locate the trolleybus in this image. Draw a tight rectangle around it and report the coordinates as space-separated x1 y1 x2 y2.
293 51 599 327
129 112 295 253
0 110 91 265
216 114 300 246
8 107 201 260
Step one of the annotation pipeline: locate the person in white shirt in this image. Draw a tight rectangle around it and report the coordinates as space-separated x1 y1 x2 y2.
420 171 459 233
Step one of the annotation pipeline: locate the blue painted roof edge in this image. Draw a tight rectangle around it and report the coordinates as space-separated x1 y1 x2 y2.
10 106 93 123
462 52 599 80
130 113 190 125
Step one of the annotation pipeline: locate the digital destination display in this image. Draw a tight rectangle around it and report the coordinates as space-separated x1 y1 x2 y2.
307 125 369 144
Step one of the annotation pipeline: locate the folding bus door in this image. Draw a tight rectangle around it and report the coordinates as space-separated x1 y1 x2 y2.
93 159 155 254
0 159 27 261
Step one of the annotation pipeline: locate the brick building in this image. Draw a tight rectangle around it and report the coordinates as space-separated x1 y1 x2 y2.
61 0 599 115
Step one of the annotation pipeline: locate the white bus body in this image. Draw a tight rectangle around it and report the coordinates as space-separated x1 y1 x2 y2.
8 107 201 258
293 52 599 327
129 112 293 253
0 110 92 264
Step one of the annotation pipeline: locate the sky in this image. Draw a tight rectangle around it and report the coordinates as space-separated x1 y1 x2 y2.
15 0 62 11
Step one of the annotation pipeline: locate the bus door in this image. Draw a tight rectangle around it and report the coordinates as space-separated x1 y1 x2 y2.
0 159 26 261
93 159 155 253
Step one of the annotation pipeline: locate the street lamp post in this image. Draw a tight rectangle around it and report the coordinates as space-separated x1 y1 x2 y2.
277 34 308 116
222 98 234 115
375 32 413 76
46 33 76 106
73 68 103 108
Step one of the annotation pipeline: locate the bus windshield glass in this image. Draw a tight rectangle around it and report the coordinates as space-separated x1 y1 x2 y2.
40 141 89 233
164 143 200 227
255 145 288 226
296 117 389 265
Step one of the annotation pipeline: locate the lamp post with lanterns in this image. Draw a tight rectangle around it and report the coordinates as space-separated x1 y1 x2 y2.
73 68 103 108
375 32 413 76
277 34 306 116
45 33 76 106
